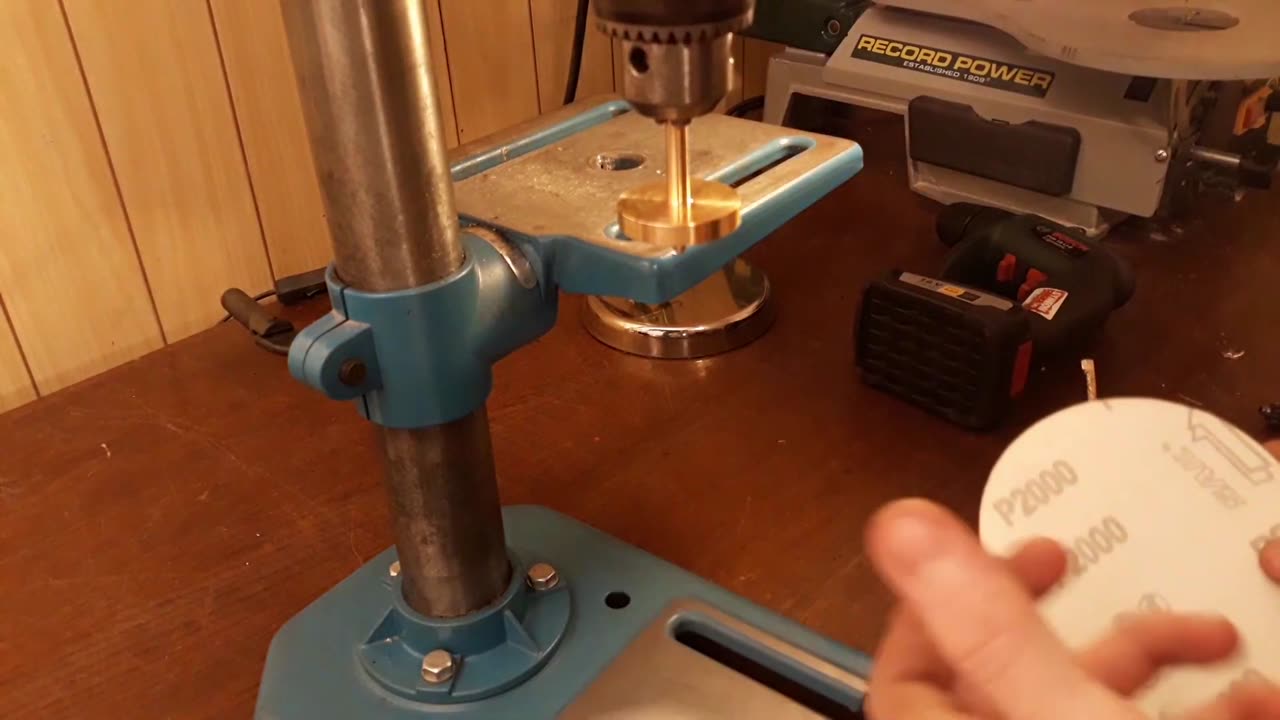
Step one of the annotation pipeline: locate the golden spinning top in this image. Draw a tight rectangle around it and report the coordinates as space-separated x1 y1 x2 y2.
617 121 742 250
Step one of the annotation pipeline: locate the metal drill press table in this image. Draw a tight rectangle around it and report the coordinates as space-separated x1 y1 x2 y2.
1 112 1278 718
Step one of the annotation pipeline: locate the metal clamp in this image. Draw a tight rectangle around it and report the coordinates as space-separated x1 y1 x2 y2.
289 101 864 429
288 232 557 429
358 552 571 704
450 103 864 304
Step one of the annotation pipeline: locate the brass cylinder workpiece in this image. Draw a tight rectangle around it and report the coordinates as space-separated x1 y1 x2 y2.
617 120 741 249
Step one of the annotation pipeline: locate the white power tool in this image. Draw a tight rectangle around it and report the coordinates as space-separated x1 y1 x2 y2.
761 0 1280 235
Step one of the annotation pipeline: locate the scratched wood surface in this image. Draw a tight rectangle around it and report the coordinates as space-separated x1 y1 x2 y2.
1 114 1277 717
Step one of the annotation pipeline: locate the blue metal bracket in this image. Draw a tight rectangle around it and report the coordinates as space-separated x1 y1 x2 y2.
358 552 570 703
452 100 864 304
265 102 874 718
531 139 862 304
289 101 863 428
257 506 873 719
288 233 557 428
451 101 630 182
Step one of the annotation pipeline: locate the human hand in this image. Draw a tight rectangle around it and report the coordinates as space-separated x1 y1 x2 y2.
1259 538 1280 584
1262 540 1280 585
864 499 1280 719
1262 442 1280 585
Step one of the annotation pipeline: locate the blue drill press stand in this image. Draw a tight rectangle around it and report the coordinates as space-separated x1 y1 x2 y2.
257 506 872 718
261 100 871 717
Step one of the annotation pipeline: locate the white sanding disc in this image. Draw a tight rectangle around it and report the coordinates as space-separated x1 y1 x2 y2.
878 0 1280 79
980 398 1280 715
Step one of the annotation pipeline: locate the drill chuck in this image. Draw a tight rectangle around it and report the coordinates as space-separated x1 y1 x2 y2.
596 0 752 251
594 0 754 122
594 0 754 41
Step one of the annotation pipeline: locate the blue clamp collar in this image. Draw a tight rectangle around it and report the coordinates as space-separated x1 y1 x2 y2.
288 233 557 429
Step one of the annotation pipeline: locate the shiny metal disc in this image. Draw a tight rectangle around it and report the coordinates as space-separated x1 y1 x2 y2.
616 179 742 249
583 258 774 359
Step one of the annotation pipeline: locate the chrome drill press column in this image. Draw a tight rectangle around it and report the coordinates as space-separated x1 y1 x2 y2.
281 0 510 618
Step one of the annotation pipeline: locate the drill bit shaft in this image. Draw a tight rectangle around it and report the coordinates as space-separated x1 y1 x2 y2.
616 114 739 249
666 121 692 224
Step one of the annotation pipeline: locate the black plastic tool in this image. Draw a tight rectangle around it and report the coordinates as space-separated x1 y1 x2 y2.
855 204 1134 429
220 288 296 356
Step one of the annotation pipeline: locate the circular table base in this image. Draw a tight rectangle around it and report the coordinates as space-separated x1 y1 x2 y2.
583 259 775 359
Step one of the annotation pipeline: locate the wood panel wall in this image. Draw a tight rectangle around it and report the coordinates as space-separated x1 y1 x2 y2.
0 0 785 413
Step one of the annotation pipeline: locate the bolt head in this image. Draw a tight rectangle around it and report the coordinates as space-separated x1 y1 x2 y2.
389 560 400 578
526 562 560 591
339 359 367 387
421 649 456 684
1155 148 1171 162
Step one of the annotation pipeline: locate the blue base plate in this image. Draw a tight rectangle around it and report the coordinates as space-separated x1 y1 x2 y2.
256 506 872 718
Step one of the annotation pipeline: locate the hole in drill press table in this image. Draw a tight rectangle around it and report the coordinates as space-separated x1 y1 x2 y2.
602 136 821 242
726 143 809 189
593 152 646 171
604 591 631 609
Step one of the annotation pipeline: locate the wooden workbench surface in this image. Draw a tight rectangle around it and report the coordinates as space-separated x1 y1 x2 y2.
2 114 1277 718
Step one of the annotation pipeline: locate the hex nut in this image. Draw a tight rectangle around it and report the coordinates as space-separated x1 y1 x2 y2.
421 649 456 684
526 562 560 591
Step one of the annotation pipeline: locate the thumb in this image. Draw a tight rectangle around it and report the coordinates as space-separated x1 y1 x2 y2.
866 499 1139 720
1261 540 1280 585
1256 444 1280 583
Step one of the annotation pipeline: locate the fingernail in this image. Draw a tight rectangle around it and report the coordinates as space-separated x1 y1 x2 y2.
1194 613 1237 632
872 499 950 576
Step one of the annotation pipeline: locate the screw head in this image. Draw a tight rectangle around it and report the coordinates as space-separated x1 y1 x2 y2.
825 17 842 36
389 560 400 578
421 649 456 684
526 562 560 591
338 359 367 387
1155 148 1171 162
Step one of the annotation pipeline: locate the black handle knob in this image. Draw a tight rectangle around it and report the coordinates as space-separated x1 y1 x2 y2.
220 288 292 338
